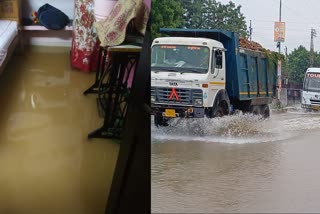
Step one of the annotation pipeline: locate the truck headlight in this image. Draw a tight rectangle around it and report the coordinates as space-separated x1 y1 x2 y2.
151 95 156 103
194 98 203 106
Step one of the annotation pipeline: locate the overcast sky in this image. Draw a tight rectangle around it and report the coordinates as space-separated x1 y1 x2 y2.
218 0 320 54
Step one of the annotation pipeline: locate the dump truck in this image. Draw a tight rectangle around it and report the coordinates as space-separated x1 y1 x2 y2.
151 28 277 126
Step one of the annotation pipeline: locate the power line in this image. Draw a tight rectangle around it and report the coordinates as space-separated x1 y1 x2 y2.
251 19 320 25
253 29 314 33
253 25 319 30
250 18 320 25
282 1 320 24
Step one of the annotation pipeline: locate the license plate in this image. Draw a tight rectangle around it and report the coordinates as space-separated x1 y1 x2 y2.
165 109 176 118
312 105 320 110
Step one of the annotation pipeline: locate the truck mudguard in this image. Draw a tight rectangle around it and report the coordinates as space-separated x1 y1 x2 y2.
212 89 230 113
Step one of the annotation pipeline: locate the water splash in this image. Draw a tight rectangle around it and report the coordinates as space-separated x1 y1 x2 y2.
151 110 320 144
286 106 320 115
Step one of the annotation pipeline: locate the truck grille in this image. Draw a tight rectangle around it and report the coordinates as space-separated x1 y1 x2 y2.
151 87 203 105
310 99 320 105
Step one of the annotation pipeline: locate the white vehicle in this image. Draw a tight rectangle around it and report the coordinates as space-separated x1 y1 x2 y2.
151 28 277 126
301 68 320 110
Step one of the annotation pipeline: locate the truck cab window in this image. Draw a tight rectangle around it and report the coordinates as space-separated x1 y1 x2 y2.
215 50 223 69
211 49 223 74
151 45 210 73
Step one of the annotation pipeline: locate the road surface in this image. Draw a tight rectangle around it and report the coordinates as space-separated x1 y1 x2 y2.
152 109 320 213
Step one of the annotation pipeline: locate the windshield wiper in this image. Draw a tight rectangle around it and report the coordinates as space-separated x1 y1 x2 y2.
180 70 206 74
152 68 180 73
166 68 180 72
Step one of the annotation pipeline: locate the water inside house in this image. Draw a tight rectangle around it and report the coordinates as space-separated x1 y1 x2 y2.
0 46 119 213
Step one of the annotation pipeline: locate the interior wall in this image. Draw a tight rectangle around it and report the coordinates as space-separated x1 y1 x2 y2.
21 0 74 47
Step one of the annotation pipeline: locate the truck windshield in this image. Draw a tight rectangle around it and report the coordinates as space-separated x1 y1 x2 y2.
304 73 320 92
151 45 210 74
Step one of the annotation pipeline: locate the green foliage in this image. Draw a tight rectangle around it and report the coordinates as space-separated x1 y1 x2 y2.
287 46 310 84
151 0 185 39
262 49 285 63
286 46 320 84
261 48 285 75
151 0 248 39
181 0 248 37
181 0 206 29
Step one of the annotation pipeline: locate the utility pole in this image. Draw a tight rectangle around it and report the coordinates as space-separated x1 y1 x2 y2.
249 20 252 41
278 0 282 54
284 46 288 85
310 28 317 67
284 46 288 60
277 0 282 102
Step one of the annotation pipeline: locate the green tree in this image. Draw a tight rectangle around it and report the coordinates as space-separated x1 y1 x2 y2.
180 0 248 37
287 46 310 84
181 0 205 29
151 0 185 39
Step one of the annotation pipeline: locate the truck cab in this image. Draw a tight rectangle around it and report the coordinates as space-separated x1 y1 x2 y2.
151 37 230 125
301 68 320 110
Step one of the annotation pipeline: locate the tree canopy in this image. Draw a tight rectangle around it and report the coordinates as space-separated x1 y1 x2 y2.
151 0 248 39
150 0 185 39
181 0 248 37
286 46 320 84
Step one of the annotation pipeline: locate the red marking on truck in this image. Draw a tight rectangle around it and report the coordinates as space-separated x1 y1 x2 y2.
169 88 180 101
307 73 320 78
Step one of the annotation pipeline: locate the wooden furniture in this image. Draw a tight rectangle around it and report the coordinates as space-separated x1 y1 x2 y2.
0 0 22 75
86 44 142 139
0 0 21 23
22 22 73 31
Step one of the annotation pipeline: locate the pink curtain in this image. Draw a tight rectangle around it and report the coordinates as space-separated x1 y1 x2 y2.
70 0 100 72
144 0 151 11
70 0 150 73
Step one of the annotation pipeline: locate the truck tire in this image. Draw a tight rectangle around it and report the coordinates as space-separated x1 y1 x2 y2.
154 115 169 127
250 105 261 115
212 105 225 117
260 104 270 118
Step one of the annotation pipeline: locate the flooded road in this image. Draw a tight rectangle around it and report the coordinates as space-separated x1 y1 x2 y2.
152 109 320 213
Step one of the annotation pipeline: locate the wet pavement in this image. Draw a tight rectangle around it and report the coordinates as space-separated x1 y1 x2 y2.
152 109 320 213
0 47 119 214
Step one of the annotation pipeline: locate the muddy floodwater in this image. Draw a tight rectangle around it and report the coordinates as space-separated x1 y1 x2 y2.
0 47 118 213
151 109 320 213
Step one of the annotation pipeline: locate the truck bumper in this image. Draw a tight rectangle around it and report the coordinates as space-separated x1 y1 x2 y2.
301 103 320 110
151 105 206 118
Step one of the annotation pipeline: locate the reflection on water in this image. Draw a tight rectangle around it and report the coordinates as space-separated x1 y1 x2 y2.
152 112 320 213
0 47 119 213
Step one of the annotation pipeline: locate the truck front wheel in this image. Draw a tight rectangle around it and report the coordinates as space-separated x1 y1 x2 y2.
212 105 225 118
154 115 169 127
